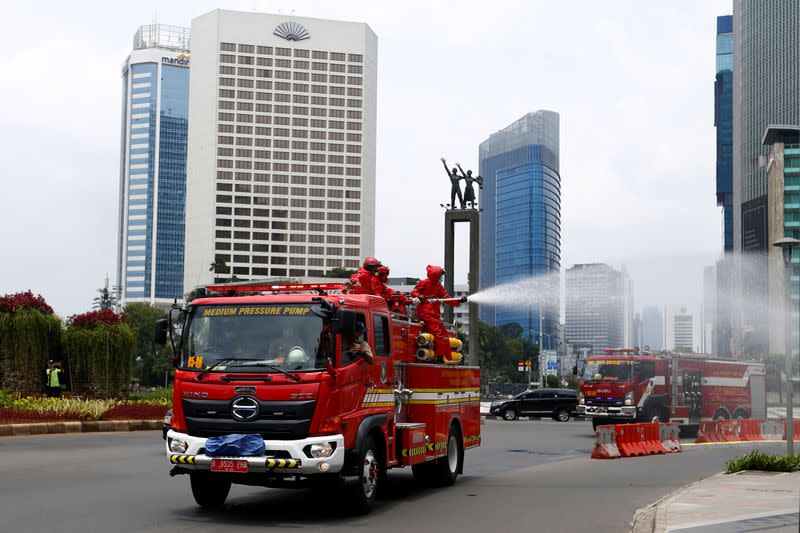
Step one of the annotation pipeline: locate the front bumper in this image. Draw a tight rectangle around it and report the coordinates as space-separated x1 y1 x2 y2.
577 404 637 418
489 405 506 415
165 430 345 475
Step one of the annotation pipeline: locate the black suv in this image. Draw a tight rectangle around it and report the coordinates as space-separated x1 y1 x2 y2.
490 388 579 421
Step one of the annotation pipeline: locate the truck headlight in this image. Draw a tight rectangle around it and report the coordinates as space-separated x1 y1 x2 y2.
624 391 634 406
578 392 585 405
169 438 188 453
309 441 335 458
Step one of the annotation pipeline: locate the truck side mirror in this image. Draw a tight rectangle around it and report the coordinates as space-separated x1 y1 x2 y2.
154 318 169 345
333 309 358 333
572 365 578 376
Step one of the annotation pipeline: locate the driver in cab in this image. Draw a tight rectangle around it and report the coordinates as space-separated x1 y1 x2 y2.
344 321 373 365
267 329 304 364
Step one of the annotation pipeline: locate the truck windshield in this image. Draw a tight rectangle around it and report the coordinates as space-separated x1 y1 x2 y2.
582 360 633 382
181 304 332 373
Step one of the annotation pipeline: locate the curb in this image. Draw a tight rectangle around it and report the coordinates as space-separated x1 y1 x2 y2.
0 419 163 437
637 476 712 533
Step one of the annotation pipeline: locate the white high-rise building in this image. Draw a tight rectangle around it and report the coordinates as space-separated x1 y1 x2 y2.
665 305 694 352
183 10 377 289
116 24 191 307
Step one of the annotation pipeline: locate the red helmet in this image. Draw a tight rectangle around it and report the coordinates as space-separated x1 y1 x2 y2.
363 256 382 272
378 265 390 281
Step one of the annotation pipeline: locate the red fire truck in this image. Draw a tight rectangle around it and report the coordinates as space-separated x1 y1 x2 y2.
576 349 766 431
155 282 480 513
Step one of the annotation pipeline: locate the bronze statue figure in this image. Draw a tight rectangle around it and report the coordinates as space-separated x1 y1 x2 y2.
457 163 482 209
441 157 465 209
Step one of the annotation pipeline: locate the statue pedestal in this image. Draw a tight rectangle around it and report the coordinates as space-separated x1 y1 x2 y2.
444 209 480 367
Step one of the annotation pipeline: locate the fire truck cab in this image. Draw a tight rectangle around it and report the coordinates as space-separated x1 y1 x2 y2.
157 283 480 514
577 348 766 431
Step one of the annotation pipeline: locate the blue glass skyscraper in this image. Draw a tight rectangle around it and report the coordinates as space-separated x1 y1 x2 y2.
479 111 561 348
116 25 190 307
715 15 733 252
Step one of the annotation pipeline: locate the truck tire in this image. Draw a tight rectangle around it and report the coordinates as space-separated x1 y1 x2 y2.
348 435 382 515
434 425 463 486
733 408 748 420
189 473 230 510
640 406 667 423
502 408 518 421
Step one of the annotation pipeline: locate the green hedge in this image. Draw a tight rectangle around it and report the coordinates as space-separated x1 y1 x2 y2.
63 323 135 398
0 309 62 394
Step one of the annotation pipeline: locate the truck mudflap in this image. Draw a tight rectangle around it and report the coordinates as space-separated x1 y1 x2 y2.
166 430 345 475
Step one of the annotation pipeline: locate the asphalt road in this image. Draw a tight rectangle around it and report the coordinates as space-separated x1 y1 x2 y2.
0 419 784 533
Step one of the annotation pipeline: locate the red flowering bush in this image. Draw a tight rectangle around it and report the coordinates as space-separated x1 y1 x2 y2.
0 291 54 315
68 309 125 328
101 403 169 420
0 408 80 423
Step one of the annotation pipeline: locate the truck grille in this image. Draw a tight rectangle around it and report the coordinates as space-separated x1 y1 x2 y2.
586 398 623 407
181 398 316 440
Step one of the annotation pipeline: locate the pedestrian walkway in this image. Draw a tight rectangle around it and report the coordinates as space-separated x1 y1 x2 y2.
634 470 800 532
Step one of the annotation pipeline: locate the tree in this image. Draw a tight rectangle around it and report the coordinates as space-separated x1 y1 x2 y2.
499 322 523 339
93 276 116 311
478 321 538 384
546 374 560 387
124 303 168 387
209 255 230 275
324 267 357 278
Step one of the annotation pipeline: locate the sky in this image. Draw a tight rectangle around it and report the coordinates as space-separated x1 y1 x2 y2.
0 0 732 330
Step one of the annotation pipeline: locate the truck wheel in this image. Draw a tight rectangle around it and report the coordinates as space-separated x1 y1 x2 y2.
502 408 517 421
349 435 382 515
554 408 570 422
640 407 665 423
434 425 463 487
189 473 230 510
713 409 730 421
733 408 748 420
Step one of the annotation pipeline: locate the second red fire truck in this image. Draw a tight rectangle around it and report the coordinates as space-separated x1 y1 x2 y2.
156 282 480 514
577 348 766 431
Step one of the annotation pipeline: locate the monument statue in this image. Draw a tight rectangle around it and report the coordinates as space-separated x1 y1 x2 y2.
457 163 482 209
441 157 465 209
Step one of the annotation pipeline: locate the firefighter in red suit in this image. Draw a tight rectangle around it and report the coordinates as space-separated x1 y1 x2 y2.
376 265 409 314
349 257 382 295
411 265 466 341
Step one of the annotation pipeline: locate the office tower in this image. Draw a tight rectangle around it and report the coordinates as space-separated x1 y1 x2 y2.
641 306 664 351
765 126 800 356
116 24 190 306
731 1 799 355
715 15 734 252
565 264 629 355
478 111 561 347
665 305 694 352
183 10 377 289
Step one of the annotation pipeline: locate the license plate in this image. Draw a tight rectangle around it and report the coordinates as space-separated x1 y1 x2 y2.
210 459 248 473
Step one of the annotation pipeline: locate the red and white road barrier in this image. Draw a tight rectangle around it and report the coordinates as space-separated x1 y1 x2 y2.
591 422 681 460
591 425 621 459
696 418 797 443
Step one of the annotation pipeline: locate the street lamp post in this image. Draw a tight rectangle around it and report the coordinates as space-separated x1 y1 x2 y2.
773 236 800 455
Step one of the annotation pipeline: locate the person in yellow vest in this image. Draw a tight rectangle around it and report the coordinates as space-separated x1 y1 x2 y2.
45 360 63 397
